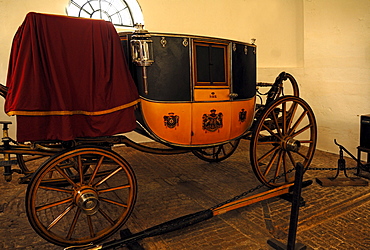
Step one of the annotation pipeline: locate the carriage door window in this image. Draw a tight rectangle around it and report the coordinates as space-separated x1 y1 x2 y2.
193 41 230 101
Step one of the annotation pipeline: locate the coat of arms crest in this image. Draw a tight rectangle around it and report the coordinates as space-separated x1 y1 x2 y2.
163 112 179 129
202 109 223 132
239 108 247 122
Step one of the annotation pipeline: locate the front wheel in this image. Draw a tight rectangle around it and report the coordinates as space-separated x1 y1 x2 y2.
25 146 137 246
250 96 317 187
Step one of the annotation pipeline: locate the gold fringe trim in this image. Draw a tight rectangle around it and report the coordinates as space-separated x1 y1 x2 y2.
7 99 140 116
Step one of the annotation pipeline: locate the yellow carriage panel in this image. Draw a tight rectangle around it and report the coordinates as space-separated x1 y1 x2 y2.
193 88 230 102
140 99 192 145
191 102 231 145
140 98 255 146
230 99 256 139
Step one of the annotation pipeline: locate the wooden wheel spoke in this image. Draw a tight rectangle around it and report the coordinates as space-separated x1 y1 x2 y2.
291 124 312 138
270 109 283 138
100 197 128 208
47 203 75 230
299 139 314 144
39 185 74 194
288 110 308 136
87 215 95 238
262 123 282 140
54 165 78 188
98 184 131 193
274 150 284 181
287 151 297 169
88 156 105 185
94 166 122 188
257 141 278 145
66 208 82 240
98 208 115 225
257 145 279 163
263 149 280 176
77 155 83 184
286 103 298 131
295 150 310 161
282 152 290 182
36 197 73 212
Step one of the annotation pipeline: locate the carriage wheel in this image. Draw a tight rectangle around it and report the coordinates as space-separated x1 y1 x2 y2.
25 146 137 246
280 72 300 98
250 96 317 187
192 139 240 162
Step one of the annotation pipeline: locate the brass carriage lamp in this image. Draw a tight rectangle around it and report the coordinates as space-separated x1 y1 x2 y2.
130 24 154 95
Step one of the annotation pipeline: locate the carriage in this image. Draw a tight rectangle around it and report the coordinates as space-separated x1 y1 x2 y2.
0 13 317 247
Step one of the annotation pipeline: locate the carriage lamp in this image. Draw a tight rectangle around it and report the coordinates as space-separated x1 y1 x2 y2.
131 24 154 95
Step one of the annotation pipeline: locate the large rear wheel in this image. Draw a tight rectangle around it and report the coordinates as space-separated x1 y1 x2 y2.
26 146 137 246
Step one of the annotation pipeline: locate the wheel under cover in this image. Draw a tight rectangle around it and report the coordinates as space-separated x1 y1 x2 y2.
250 96 317 187
25 146 137 246
192 139 240 163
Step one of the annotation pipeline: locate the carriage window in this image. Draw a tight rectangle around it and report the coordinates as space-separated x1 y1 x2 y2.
66 0 144 27
194 42 228 86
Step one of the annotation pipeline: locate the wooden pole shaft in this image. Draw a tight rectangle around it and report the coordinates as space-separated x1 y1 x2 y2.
212 183 294 216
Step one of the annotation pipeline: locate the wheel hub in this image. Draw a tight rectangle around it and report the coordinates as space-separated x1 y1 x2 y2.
74 186 100 215
282 138 301 152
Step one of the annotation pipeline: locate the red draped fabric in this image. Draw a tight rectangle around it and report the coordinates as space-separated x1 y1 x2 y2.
5 12 139 142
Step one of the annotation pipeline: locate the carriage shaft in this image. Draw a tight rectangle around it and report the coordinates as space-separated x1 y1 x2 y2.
212 183 293 215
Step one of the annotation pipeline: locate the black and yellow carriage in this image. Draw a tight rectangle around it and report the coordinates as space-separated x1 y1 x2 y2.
0 13 317 247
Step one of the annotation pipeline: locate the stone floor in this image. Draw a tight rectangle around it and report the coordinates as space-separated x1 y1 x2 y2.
0 139 369 250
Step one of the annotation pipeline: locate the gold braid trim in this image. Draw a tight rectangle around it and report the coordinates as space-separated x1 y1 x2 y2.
6 99 140 116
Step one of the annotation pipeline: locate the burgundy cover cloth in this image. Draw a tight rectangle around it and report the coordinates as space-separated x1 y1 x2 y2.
5 12 139 142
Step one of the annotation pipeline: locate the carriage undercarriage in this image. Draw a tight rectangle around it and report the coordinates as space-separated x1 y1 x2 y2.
0 71 317 247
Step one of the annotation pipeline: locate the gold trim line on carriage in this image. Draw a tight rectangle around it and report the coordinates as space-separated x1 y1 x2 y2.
6 99 140 116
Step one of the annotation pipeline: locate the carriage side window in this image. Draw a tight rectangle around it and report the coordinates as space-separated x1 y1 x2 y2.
194 41 228 86
66 0 144 27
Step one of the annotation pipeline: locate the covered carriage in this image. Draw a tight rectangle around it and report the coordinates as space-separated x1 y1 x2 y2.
0 13 317 247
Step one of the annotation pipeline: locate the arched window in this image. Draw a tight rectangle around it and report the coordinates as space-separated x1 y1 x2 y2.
66 0 144 27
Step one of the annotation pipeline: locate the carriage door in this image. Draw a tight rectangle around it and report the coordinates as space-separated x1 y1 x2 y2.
191 40 232 145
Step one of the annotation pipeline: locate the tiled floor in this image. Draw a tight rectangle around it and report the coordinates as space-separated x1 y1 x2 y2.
0 138 369 249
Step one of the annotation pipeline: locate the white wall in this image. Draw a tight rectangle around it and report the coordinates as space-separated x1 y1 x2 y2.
0 0 369 155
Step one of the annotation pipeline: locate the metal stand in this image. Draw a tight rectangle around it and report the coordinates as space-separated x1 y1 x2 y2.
316 140 368 187
267 162 307 250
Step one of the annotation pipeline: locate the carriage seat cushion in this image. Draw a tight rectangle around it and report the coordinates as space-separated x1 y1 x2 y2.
5 12 139 142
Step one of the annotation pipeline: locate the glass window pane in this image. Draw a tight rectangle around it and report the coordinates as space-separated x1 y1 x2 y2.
66 5 80 16
211 47 226 83
66 0 143 27
196 45 210 83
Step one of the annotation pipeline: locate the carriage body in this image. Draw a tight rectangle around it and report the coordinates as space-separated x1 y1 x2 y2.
120 32 257 147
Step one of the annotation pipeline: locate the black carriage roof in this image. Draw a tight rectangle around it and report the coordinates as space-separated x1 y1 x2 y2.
119 31 257 47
